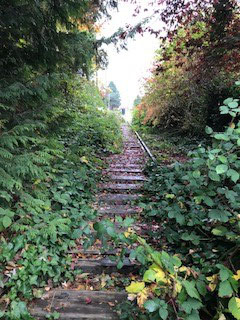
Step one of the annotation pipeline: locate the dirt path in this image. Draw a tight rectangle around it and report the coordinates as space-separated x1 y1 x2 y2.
30 124 147 319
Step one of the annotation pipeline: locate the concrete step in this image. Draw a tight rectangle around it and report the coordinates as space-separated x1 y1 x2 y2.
30 290 127 320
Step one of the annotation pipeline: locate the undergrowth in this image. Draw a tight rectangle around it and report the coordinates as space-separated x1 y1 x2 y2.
0 76 122 319
97 85 240 320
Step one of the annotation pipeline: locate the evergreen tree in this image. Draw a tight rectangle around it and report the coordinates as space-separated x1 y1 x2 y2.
108 81 121 109
133 95 141 107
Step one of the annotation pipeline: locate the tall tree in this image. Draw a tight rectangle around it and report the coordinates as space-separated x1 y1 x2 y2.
108 81 121 109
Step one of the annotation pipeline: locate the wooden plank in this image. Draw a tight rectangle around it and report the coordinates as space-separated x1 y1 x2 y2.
98 194 141 204
105 168 143 173
100 183 143 192
109 175 147 182
30 290 127 320
109 164 143 169
98 205 140 216
74 258 138 274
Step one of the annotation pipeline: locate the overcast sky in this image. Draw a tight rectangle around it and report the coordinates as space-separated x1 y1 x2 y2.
98 1 160 110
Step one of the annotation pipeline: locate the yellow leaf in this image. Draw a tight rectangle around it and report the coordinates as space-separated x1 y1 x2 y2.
137 288 149 308
124 228 133 238
80 156 89 164
233 270 240 281
176 281 182 293
218 314 226 320
150 264 168 284
179 266 188 272
126 281 145 294
34 179 41 185
206 274 218 291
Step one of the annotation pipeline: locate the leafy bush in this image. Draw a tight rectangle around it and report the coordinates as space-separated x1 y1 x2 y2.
116 86 240 319
0 76 122 319
134 3 240 135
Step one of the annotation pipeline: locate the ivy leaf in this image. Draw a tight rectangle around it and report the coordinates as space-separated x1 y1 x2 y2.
208 209 231 222
220 106 229 114
159 307 168 320
182 298 203 314
208 171 220 182
212 226 228 236
144 299 160 312
183 280 201 301
186 310 201 320
216 164 228 174
228 297 240 320
227 169 239 183
126 281 145 293
228 102 238 108
219 269 230 282
2 216 12 228
218 280 233 297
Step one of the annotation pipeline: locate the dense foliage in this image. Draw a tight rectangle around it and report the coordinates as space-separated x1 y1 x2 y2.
0 76 122 319
133 0 240 134
0 1 123 318
115 86 240 319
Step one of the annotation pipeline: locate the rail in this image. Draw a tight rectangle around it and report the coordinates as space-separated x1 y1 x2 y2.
134 130 157 163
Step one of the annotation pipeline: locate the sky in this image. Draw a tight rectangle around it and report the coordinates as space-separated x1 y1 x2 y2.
98 1 160 112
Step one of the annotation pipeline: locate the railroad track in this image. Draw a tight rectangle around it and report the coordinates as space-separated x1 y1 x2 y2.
30 124 153 319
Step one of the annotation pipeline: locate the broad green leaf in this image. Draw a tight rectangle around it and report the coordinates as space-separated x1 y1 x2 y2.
2 216 12 228
212 226 228 236
183 280 201 301
228 102 238 108
224 98 233 105
228 297 240 319
126 281 145 293
144 299 160 312
227 169 239 183
196 280 207 296
205 126 213 134
159 307 168 320
220 269 230 282
214 134 229 141
143 269 156 282
208 171 220 182
182 298 203 314
218 280 233 297
186 310 201 320
220 106 229 114
208 209 231 222
216 164 228 174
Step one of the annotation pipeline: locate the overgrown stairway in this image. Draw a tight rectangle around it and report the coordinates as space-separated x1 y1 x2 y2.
30 125 147 319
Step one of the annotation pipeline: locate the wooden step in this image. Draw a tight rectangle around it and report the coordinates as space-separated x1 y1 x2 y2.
109 175 147 182
98 194 141 204
74 258 138 274
98 205 140 216
109 164 143 169
100 183 143 192
105 168 143 174
30 290 127 320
